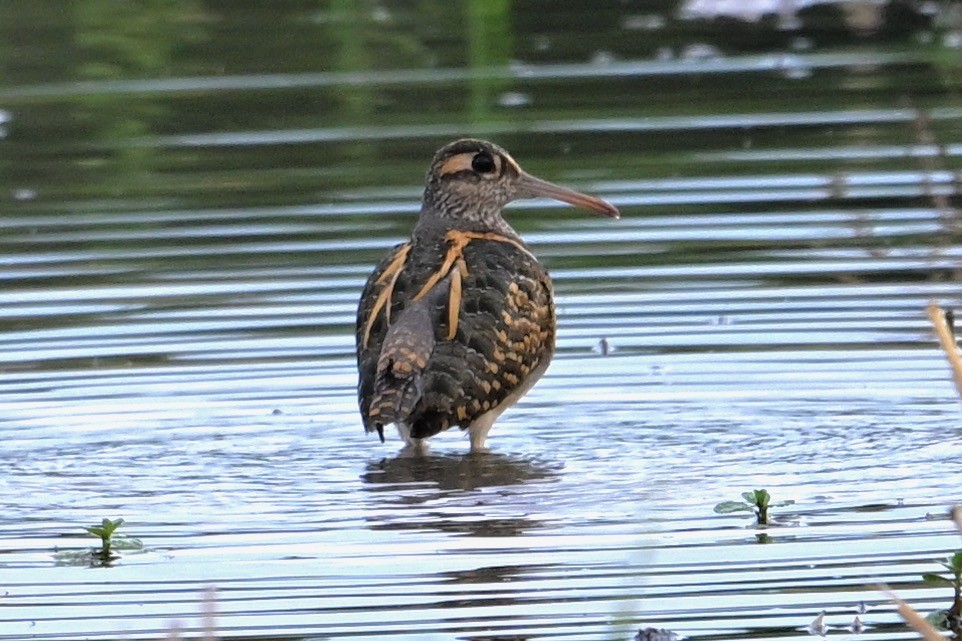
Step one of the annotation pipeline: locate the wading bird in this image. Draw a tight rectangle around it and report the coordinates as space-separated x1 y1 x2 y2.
356 139 619 453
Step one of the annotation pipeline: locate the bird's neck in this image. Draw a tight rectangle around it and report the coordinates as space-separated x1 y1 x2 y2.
415 192 518 239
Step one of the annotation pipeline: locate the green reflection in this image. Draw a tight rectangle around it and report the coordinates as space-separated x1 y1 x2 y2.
467 0 511 124
73 0 203 195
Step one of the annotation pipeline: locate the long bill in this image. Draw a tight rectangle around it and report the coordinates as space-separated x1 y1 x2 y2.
517 172 620 219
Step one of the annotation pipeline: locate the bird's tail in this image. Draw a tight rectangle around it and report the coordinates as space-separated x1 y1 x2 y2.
369 370 423 440
366 300 437 441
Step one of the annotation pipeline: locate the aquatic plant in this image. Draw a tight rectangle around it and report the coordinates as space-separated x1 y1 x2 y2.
54 517 144 567
713 489 794 525
922 550 962 629
86 517 128 559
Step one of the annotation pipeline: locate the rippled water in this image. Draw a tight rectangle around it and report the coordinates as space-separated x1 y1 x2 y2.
2 2 962 640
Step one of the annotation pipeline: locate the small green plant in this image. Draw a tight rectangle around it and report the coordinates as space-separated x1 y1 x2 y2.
54 517 143 567
714 489 794 525
86 518 126 560
923 551 962 628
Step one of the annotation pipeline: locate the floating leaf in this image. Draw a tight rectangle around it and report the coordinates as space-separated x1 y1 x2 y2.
924 609 949 630
714 501 754 514
111 537 144 551
754 489 771 508
949 551 962 572
922 573 954 587
741 492 756 504
771 500 795 508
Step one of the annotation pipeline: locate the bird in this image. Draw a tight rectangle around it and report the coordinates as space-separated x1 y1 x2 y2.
355 138 619 453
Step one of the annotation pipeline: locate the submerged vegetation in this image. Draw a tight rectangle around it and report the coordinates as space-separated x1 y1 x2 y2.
923 551 962 631
714 489 794 525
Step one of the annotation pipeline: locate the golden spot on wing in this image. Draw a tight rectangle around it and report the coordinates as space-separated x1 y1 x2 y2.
486 362 498 374
445 258 465 340
457 405 469 420
381 231 537 349
449 230 534 261
503 372 519 385
361 243 411 348
416 233 526 303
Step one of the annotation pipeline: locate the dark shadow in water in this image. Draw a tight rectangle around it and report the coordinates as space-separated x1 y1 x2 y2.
360 452 562 537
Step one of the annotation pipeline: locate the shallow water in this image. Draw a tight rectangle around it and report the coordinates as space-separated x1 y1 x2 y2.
2 2 962 640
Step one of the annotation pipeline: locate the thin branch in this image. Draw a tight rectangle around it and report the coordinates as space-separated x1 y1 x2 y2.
927 301 962 399
881 585 946 641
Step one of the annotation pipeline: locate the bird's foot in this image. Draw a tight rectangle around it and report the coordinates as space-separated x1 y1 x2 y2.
398 439 430 457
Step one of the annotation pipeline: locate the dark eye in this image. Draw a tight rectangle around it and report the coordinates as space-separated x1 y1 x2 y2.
471 152 496 174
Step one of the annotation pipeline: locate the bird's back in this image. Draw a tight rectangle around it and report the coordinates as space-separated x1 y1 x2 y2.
356 230 556 442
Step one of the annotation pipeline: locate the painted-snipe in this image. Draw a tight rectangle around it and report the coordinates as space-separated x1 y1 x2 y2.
356 139 619 453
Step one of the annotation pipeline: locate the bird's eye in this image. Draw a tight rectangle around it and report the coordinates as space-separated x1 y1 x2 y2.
471 152 496 174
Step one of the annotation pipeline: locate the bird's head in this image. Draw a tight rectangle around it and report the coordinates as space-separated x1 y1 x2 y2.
419 138 619 233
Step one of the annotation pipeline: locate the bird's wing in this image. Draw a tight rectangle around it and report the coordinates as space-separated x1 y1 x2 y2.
356 232 556 441
356 241 416 438
410 234 555 439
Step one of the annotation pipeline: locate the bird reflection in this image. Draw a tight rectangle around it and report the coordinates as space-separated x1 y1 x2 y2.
360 451 561 537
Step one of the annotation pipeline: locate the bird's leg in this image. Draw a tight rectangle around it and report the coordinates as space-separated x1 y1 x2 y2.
467 413 498 453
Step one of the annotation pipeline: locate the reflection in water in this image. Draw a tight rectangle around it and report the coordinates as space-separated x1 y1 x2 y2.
361 452 562 536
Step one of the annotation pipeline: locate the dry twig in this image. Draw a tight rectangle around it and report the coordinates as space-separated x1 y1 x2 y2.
926 301 962 398
884 587 946 641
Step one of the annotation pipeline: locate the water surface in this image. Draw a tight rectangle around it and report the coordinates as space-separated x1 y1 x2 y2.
1 2 962 640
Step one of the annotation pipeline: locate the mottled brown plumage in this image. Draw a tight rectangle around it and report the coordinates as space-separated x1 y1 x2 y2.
356 139 619 452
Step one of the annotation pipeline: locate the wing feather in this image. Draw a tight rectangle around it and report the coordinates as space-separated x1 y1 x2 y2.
355 234 555 441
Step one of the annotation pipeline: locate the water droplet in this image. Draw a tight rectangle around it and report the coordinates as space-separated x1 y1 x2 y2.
497 92 531 108
622 14 666 31
681 43 722 62
593 338 614 356
944 31 962 48
807 611 827 637
778 54 811 80
850 615 864 634
655 46 674 61
591 50 616 66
